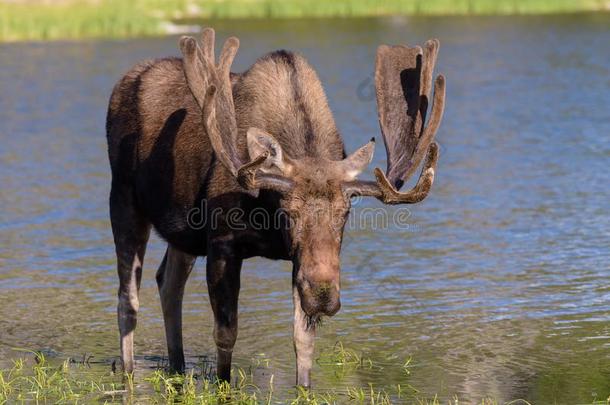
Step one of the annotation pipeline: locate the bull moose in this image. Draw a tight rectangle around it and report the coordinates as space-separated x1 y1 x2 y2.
106 27 445 387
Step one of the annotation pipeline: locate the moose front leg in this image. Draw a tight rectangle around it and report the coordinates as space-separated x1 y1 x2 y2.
206 248 243 382
293 284 316 388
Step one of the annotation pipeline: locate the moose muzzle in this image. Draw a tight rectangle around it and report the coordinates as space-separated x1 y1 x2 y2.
297 276 341 317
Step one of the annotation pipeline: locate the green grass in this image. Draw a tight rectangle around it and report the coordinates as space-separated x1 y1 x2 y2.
0 0 609 42
0 346 608 404
0 350 124 403
0 346 482 404
0 348 424 404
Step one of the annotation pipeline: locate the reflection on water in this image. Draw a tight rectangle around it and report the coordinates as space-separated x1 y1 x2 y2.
1 14 609 404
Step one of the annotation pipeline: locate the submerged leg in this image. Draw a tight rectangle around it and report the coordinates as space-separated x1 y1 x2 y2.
293 283 316 388
206 247 242 382
156 245 197 373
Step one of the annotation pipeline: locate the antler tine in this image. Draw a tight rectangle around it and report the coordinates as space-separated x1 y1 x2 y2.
237 152 268 189
181 30 237 111
421 75 445 145
201 27 215 62
218 37 239 79
420 39 439 103
179 36 208 109
373 142 439 204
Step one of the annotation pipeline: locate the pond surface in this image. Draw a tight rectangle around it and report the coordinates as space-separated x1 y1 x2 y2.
1 14 609 404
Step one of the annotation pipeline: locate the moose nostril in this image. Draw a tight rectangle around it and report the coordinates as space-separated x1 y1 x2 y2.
325 297 341 316
312 282 334 300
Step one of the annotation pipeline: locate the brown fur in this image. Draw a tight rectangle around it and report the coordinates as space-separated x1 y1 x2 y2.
107 50 349 382
106 32 444 387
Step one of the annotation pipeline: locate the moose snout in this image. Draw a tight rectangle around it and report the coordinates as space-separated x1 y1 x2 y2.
298 279 341 317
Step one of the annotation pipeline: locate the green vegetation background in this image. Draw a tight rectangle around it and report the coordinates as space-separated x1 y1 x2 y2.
1 0 609 42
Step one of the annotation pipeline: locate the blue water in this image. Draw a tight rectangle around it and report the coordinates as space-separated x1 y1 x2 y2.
1 14 609 403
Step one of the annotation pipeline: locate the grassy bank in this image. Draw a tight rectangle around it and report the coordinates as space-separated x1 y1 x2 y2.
0 0 609 42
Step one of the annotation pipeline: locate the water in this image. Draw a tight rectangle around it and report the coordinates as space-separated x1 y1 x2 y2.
1 14 609 404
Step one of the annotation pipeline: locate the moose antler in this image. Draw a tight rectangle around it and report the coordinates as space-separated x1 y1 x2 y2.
180 28 294 193
344 40 445 204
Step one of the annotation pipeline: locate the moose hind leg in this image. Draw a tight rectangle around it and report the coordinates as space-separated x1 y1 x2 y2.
110 185 151 374
206 249 242 382
156 245 196 373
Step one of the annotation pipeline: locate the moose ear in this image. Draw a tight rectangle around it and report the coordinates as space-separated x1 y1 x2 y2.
246 127 290 174
341 138 375 180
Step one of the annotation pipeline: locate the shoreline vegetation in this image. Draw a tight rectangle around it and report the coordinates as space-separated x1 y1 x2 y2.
1 345 608 404
1 350 609 404
1 0 609 42
0 344 492 404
